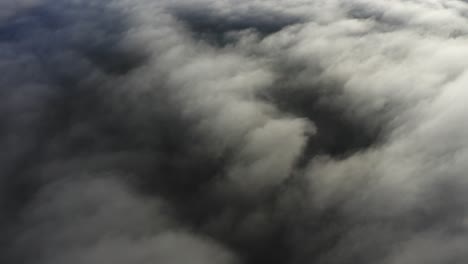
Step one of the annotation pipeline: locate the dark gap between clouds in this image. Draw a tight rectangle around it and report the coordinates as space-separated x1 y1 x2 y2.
171 5 303 46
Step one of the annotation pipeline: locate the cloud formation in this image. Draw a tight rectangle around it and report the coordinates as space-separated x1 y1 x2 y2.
2 0 468 263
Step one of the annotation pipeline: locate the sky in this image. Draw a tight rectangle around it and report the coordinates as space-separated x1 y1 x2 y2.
2 0 468 263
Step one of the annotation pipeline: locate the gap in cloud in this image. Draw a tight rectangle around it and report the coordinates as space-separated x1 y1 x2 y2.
262 79 384 162
170 5 303 47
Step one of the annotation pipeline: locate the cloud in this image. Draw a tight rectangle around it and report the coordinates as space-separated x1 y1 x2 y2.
2 0 468 263
0 0 43 21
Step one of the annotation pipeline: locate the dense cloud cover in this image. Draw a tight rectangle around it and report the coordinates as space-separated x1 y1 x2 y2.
2 0 468 263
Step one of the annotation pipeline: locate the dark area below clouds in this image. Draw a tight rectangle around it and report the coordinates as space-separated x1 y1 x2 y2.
171 5 303 46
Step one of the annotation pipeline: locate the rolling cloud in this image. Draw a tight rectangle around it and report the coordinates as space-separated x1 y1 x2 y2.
2 0 468 263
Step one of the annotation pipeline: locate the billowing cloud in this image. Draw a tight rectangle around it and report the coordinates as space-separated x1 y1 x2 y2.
2 0 468 263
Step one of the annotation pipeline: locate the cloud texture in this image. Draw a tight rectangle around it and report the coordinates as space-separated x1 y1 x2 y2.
2 0 468 263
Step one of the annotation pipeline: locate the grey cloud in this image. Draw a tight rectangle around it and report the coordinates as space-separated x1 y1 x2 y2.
2 0 468 264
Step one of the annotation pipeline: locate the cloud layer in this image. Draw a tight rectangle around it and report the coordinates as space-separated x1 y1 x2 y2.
2 0 468 263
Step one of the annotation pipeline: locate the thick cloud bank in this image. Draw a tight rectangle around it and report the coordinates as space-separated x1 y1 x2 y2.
2 0 468 263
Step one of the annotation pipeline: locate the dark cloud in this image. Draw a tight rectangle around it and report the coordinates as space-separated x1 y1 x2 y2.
2 0 468 264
